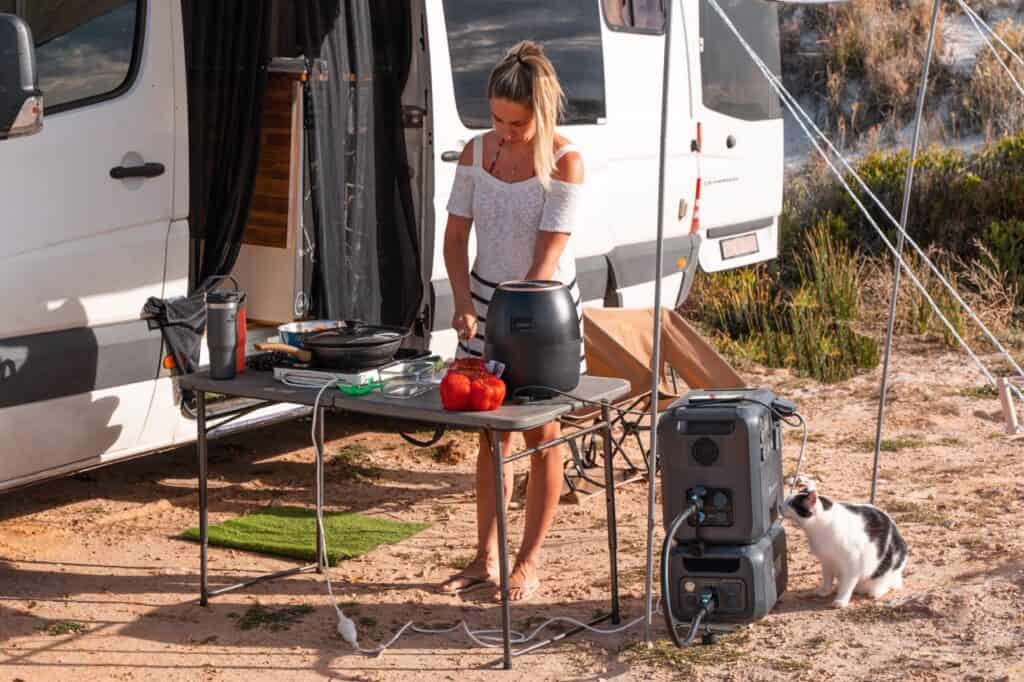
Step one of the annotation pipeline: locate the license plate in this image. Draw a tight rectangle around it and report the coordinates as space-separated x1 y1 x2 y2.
720 233 759 260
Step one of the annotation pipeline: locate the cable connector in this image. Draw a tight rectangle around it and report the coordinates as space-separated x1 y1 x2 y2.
688 486 707 522
699 589 717 616
336 608 358 647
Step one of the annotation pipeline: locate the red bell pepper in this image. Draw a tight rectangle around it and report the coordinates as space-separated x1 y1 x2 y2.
440 371 472 410
489 374 506 406
469 377 495 411
441 367 506 411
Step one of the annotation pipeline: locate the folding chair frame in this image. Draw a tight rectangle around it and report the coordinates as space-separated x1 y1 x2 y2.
559 370 682 497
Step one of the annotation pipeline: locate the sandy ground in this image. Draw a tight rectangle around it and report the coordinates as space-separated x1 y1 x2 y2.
1 339 1022 681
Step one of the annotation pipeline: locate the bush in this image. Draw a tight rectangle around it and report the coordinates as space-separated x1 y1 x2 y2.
796 216 861 321
690 220 879 383
984 219 1024 306
784 133 1024 262
694 134 1023 382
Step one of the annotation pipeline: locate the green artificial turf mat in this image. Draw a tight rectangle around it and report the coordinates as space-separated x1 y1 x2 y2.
181 506 428 566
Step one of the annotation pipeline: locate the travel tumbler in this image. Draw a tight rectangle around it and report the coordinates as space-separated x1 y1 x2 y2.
206 283 243 380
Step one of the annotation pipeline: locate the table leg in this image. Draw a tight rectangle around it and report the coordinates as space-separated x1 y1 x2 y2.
490 430 513 670
197 390 209 606
315 406 325 573
601 403 621 624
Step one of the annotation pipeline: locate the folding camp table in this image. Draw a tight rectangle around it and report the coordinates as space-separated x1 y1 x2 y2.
179 369 629 669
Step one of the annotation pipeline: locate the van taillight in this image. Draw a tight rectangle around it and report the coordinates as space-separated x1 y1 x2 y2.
690 178 701 234
691 122 702 235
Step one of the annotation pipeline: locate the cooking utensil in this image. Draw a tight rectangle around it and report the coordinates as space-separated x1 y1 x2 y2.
255 324 408 371
302 326 406 371
254 342 312 363
277 320 345 348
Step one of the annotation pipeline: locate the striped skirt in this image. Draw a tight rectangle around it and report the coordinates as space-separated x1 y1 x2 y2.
457 270 586 372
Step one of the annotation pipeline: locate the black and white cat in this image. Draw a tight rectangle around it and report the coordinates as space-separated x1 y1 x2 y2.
783 480 909 608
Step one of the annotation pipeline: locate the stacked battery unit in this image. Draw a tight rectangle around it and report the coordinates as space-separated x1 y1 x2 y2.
657 389 791 624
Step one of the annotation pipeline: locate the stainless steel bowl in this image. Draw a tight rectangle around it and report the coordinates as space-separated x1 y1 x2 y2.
277 320 344 348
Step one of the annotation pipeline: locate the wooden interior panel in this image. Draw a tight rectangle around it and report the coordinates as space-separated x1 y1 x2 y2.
243 73 300 248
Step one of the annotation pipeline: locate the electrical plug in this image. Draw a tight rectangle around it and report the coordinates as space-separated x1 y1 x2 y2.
699 589 717 615
336 610 358 647
771 397 797 417
688 486 707 509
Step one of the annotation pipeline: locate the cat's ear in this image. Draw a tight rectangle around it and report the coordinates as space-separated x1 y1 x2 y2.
807 489 818 506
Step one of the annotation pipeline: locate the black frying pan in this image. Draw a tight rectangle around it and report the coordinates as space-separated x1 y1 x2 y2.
256 324 407 371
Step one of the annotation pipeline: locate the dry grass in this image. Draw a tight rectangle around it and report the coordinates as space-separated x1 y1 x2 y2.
858 243 1019 349
782 2 1024 147
782 0 951 141
958 18 1024 138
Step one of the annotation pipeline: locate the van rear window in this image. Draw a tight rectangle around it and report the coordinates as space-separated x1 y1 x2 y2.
442 1 607 128
700 0 781 121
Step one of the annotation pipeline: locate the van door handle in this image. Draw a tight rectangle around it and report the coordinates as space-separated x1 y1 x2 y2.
110 162 165 180
441 151 461 162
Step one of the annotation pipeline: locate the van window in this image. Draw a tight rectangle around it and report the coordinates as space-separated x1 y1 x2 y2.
17 0 142 113
603 0 665 33
442 1 606 128
699 0 781 121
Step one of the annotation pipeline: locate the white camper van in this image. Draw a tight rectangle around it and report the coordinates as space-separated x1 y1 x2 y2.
0 0 784 492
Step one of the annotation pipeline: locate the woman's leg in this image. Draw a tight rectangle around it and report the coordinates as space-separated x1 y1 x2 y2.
500 421 563 600
440 430 514 592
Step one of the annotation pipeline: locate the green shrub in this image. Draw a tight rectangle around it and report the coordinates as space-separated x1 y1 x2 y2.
898 249 967 348
691 218 878 383
796 215 861 321
984 219 1024 306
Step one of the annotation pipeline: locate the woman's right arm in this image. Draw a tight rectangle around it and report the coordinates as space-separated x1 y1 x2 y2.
444 213 476 341
443 142 477 342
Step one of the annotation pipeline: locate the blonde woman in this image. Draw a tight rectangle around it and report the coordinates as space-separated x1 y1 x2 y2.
440 41 584 602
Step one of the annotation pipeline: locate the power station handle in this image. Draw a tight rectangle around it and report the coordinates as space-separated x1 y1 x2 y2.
110 162 165 180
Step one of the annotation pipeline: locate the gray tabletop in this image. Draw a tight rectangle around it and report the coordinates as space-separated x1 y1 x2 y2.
179 370 630 432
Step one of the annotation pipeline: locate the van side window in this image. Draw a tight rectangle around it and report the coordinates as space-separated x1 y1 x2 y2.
442 1 607 128
699 0 782 121
15 0 142 113
603 0 665 33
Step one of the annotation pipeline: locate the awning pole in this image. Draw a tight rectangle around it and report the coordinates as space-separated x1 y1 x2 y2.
871 0 942 505
644 0 676 642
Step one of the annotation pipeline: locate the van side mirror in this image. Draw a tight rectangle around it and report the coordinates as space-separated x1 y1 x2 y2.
0 14 43 140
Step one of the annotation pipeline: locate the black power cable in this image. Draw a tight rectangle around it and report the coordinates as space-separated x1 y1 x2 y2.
661 486 718 648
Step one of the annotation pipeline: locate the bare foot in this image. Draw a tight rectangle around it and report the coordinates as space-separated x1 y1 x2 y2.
494 559 540 602
439 556 497 595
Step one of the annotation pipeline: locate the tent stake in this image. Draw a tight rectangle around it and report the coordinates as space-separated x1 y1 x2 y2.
871 0 942 505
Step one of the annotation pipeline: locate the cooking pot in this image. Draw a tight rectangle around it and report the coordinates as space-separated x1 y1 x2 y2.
485 280 581 398
257 323 407 371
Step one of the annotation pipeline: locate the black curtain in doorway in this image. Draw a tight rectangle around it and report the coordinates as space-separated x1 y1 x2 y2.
143 1 271 377
183 0 272 286
297 0 423 328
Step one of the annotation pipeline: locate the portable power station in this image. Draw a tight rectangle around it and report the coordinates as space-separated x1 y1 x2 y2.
658 389 787 545
658 389 797 640
665 521 788 624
